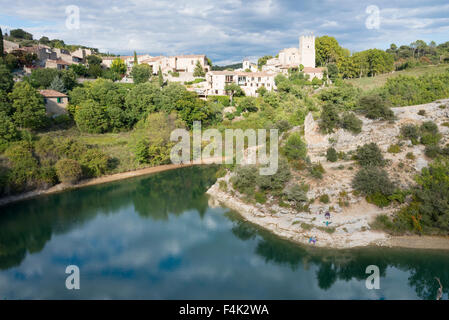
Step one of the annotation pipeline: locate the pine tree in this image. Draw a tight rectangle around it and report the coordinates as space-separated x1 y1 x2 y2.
0 27 4 58
133 51 138 65
49 75 66 93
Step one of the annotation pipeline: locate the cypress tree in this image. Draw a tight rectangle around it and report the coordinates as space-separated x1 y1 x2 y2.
0 27 4 58
133 51 138 65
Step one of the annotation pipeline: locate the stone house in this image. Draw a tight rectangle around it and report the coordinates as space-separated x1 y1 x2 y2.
39 89 68 116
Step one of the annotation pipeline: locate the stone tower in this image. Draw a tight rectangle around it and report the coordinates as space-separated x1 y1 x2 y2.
299 34 315 68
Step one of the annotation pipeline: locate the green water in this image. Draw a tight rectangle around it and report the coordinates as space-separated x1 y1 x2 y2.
0 166 447 299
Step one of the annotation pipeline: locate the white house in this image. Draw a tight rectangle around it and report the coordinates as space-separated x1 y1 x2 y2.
205 71 276 97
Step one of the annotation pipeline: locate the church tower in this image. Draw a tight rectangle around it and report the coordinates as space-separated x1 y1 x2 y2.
299 34 315 68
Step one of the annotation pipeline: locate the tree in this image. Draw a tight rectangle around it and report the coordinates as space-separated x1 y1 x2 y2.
358 94 394 120
125 82 160 123
193 60 205 77
0 64 14 92
27 68 60 88
0 27 4 58
319 103 340 133
133 51 138 65
110 58 126 75
257 55 273 69
130 64 151 84
74 99 109 133
87 55 102 66
39 36 50 45
315 36 347 66
0 111 20 147
158 66 164 87
55 158 83 184
10 28 33 40
224 83 243 103
49 75 66 93
282 132 307 161
355 143 386 167
352 167 395 196
9 81 47 130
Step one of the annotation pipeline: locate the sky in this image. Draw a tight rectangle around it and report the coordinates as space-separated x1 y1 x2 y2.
1 0 449 65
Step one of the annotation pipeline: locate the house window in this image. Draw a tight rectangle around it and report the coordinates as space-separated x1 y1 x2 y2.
225 75 234 82
215 90 218 94
258 77 261 82
57 97 62 103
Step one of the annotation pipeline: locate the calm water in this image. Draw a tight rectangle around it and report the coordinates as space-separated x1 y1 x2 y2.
0 166 448 300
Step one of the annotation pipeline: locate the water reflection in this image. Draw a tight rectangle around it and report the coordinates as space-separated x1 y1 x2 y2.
0 166 448 299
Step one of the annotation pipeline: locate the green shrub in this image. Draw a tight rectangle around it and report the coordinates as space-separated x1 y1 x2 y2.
326 147 338 162
400 124 420 140
319 103 340 133
284 184 308 204
418 109 426 116
352 167 395 196
387 144 401 154
231 165 257 195
255 159 291 191
366 191 391 207
406 152 415 160
340 112 362 134
424 145 441 159
420 121 438 135
420 133 441 146
55 158 83 184
356 143 386 167
282 132 307 161
255 191 267 204
79 149 109 177
358 94 394 120
319 194 330 203
309 163 325 179
218 180 227 191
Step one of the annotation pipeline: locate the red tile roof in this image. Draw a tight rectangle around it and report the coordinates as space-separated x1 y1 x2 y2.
39 90 68 98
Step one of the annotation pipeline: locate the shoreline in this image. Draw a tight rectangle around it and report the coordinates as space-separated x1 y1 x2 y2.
0 162 201 207
206 176 449 251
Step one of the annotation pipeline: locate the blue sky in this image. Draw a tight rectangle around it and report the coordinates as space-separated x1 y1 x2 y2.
1 0 449 65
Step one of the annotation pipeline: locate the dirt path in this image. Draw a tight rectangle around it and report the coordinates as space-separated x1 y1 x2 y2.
388 235 449 250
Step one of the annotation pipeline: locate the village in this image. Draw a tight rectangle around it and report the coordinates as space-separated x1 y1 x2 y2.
3 32 324 116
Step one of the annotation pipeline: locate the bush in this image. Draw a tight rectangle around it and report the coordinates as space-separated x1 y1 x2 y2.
366 192 391 207
420 133 441 146
319 103 340 133
79 149 109 177
326 147 338 162
309 163 325 179
424 145 441 159
387 144 401 154
400 124 420 140
358 94 394 120
420 121 438 135
356 143 386 167
352 167 395 196
255 159 291 191
406 152 415 160
231 165 257 196
282 132 307 161
340 112 362 134
418 109 426 116
319 194 330 203
55 158 83 184
74 99 109 133
284 184 308 204
255 192 267 204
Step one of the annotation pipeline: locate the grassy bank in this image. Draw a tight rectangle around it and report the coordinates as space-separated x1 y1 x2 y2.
345 64 449 91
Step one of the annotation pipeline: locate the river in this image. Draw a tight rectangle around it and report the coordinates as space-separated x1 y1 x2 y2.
0 166 447 299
